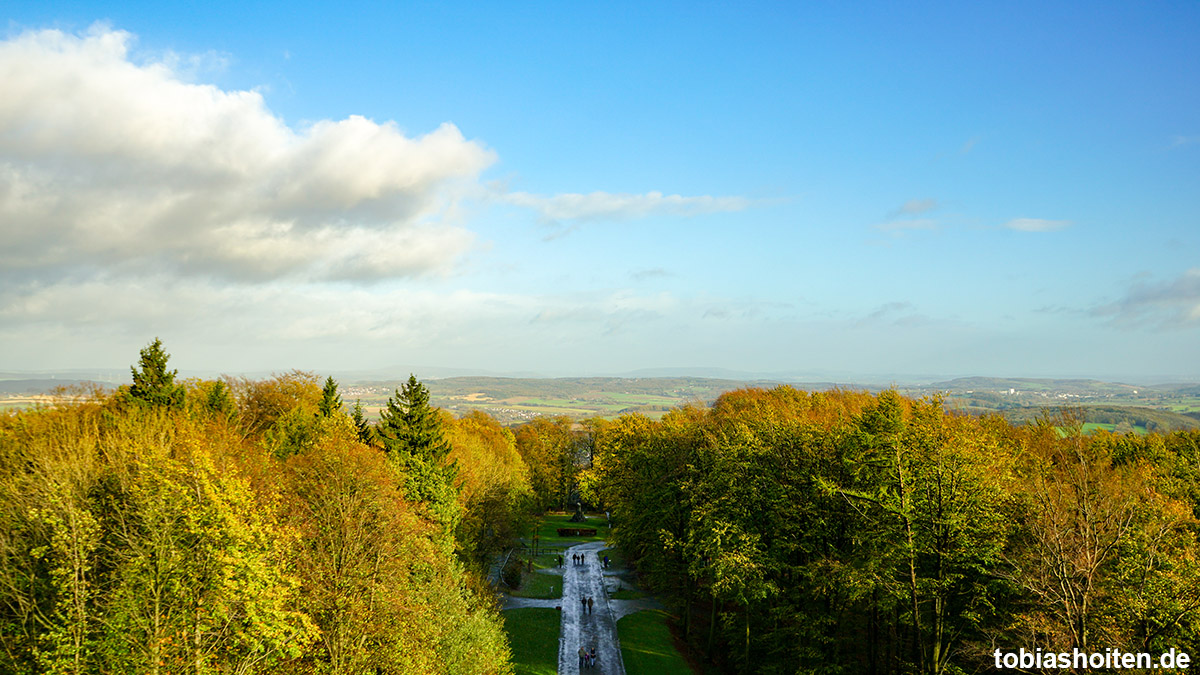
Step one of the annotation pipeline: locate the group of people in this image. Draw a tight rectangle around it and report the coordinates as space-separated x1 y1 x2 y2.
560 552 612 569
577 645 598 668
579 595 594 614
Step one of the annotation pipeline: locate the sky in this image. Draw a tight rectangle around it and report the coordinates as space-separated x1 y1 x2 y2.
1 1 1198 382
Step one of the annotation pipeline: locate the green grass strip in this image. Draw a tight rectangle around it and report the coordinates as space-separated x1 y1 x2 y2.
617 609 693 674
510 569 562 599
502 608 560 675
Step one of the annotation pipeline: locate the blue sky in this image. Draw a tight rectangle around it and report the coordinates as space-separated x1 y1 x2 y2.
2 2 1198 382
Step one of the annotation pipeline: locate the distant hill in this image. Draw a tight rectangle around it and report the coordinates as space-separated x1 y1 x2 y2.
924 377 1141 396
0 379 112 394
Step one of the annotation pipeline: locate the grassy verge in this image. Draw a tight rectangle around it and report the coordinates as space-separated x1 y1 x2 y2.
502 608 560 675
610 588 647 600
617 609 693 674
510 569 562 599
598 547 627 569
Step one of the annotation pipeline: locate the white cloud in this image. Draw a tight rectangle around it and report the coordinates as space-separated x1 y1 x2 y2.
1003 218 1072 232
504 190 749 223
0 25 495 282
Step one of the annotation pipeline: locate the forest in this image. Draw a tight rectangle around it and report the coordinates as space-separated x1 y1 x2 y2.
0 341 533 675
4 340 1200 673
585 386 1200 673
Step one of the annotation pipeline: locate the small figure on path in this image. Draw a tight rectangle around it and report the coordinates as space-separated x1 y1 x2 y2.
580 596 587 614
603 555 609 569
590 645 598 668
587 596 594 614
578 646 586 668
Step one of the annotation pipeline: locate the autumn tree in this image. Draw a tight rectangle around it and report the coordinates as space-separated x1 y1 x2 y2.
445 411 534 564
514 417 583 511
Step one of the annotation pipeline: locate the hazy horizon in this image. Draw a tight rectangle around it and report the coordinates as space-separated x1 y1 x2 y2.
2 3 1197 381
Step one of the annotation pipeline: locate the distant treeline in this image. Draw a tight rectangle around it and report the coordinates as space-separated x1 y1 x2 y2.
1002 404 1200 432
584 387 1200 674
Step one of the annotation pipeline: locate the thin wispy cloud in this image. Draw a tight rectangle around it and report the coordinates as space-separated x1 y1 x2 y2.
1003 218 1072 232
876 218 938 233
504 190 750 223
853 301 933 328
631 268 672 281
876 199 940 237
1170 135 1200 148
888 198 939 218
1092 269 1200 328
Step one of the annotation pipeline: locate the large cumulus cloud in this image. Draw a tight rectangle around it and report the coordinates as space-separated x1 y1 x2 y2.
0 25 495 282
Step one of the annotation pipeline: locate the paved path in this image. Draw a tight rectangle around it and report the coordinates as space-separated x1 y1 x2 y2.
559 541 625 675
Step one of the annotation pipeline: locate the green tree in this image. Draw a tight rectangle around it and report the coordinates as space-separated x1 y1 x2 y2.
202 379 236 421
317 376 342 417
377 375 451 463
128 338 184 408
351 399 375 446
377 375 459 531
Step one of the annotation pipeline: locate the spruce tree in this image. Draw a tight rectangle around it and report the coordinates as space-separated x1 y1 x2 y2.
317 376 342 417
351 399 374 445
376 375 458 529
129 337 185 408
377 375 450 462
204 379 236 420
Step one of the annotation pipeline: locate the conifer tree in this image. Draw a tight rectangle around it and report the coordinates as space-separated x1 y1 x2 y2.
317 376 342 417
203 379 236 420
128 337 184 408
351 399 374 445
377 375 450 462
377 375 459 529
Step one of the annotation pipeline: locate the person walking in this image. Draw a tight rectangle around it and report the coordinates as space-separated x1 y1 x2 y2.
590 645 598 668
580 596 587 615
587 596 594 615
578 646 586 668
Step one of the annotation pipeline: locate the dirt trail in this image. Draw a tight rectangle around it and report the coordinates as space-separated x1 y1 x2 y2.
558 541 625 675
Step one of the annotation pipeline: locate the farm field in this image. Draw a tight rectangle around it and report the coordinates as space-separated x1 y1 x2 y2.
6 374 1200 431
343 376 757 424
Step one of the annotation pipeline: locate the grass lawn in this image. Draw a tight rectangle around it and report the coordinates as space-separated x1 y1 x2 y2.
598 547 627 569
502 608 560 675
510 569 562 599
1080 422 1148 435
529 512 611 545
617 609 693 674
610 588 647 600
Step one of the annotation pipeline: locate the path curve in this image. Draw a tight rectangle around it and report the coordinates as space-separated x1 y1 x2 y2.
558 541 625 675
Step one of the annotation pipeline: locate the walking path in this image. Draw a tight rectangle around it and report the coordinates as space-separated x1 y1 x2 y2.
558 541 625 675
